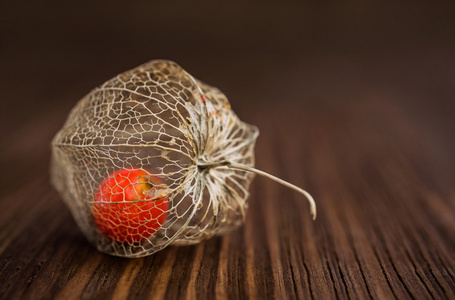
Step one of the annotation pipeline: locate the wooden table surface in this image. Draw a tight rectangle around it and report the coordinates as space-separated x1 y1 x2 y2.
1 1 454 299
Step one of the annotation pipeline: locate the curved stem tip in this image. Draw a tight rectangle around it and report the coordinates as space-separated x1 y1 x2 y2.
198 160 317 220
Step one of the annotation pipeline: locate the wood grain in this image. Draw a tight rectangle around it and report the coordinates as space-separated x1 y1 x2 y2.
1 1 454 299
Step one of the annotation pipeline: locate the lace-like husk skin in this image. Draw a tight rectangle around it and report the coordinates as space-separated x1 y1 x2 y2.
51 60 259 257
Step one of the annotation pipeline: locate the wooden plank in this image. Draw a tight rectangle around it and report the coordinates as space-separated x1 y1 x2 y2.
1 88 455 300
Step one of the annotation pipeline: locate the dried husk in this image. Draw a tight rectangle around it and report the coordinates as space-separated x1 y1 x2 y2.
51 60 315 258
51 60 259 257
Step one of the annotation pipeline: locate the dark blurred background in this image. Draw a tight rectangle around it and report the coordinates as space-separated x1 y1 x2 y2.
1 0 454 186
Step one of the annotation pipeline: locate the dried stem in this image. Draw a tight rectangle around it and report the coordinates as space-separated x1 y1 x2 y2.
198 160 317 220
